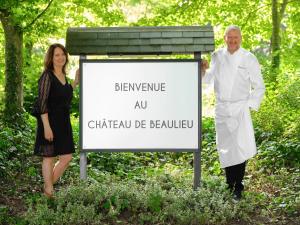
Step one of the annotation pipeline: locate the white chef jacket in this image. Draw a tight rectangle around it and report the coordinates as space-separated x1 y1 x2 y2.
203 47 265 168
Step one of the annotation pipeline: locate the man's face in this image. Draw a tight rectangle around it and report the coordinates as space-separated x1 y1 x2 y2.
224 29 242 53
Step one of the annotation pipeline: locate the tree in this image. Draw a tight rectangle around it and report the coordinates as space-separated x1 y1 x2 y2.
0 0 54 123
0 0 124 123
136 0 299 83
270 0 293 83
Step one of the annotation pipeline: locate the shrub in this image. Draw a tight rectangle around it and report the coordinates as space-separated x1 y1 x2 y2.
24 175 256 225
257 138 300 170
0 114 35 179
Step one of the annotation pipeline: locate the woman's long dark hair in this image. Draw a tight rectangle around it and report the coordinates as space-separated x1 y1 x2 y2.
44 43 69 75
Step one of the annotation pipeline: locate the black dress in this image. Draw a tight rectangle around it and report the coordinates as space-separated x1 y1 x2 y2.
34 70 75 157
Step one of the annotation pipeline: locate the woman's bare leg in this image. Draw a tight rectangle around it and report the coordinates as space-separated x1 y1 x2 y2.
52 154 72 184
42 157 55 196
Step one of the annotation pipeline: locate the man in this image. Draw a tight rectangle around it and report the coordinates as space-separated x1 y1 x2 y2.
201 25 265 200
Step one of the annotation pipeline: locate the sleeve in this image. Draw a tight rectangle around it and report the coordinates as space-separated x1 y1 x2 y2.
37 71 51 114
247 56 265 111
202 52 218 85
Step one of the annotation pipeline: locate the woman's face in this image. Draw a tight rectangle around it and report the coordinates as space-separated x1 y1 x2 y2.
53 47 66 68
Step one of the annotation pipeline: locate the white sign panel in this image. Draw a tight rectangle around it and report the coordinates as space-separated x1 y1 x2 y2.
81 60 199 150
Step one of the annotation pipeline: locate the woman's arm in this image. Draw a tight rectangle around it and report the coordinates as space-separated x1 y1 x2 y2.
72 69 80 89
38 72 53 142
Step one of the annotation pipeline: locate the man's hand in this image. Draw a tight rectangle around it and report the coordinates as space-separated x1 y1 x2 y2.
201 60 209 77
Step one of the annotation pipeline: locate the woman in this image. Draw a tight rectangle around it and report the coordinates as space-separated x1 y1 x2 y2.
33 43 79 197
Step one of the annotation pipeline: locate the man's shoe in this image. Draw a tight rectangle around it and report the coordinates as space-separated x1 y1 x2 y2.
233 190 242 201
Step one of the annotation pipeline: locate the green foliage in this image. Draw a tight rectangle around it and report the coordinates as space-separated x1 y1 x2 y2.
23 53 43 114
247 167 300 218
136 0 271 48
0 27 4 112
254 95 286 138
257 138 300 170
147 188 163 213
87 151 190 179
0 113 35 179
278 78 300 110
70 84 80 117
253 67 300 141
250 75 300 171
0 205 26 225
24 175 256 225
201 117 222 175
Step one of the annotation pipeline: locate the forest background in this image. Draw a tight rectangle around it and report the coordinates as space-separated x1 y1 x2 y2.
0 0 299 224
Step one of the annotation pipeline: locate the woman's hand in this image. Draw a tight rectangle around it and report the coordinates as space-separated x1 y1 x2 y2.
72 68 80 89
44 125 54 142
41 113 53 142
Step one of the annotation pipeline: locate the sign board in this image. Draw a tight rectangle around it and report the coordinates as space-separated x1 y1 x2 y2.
80 60 200 151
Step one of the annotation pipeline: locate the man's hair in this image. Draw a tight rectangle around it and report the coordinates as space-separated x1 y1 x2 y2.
224 25 241 36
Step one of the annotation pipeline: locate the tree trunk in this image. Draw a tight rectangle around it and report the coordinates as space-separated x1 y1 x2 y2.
271 0 280 83
24 40 33 67
0 14 24 121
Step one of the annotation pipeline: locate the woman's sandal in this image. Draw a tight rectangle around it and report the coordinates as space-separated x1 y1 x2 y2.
43 187 54 198
43 190 53 198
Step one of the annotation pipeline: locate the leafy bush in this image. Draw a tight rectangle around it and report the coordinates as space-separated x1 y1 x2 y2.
0 113 35 179
251 69 300 172
247 167 300 218
257 138 300 170
253 70 300 141
277 77 300 140
24 175 256 225
201 117 221 175
278 78 300 110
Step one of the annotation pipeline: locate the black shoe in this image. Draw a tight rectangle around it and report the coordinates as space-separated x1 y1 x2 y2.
233 190 242 201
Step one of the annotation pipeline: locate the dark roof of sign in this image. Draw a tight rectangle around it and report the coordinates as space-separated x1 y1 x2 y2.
66 26 214 55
